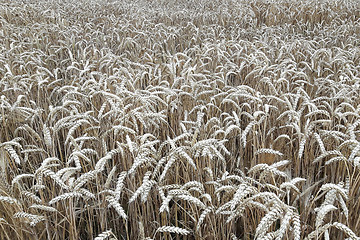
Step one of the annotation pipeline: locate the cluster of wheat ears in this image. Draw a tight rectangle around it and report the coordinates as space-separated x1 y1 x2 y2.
0 0 359 239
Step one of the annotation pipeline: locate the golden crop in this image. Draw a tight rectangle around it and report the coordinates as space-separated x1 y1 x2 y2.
0 0 359 239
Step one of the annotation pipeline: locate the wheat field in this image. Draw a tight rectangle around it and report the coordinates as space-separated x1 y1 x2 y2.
0 0 360 239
